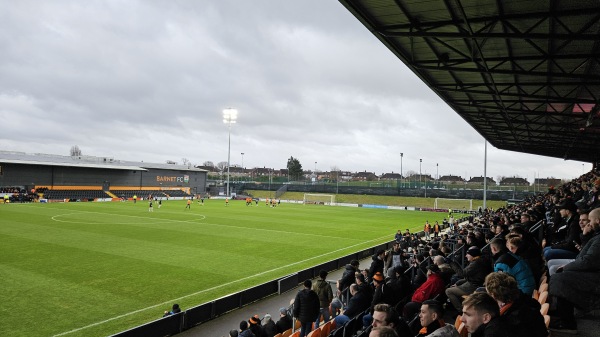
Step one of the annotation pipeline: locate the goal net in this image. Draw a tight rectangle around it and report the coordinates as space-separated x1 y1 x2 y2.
434 198 473 211
303 193 335 205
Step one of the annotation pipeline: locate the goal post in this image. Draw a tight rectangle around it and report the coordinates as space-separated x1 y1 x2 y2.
303 193 336 205
434 198 473 211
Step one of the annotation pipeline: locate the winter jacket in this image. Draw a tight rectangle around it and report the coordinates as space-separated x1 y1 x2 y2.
500 293 548 337
368 255 384 281
411 273 445 303
470 317 510 337
463 256 493 288
550 229 600 312
313 279 333 308
293 289 320 323
343 290 371 318
239 329 255 337
493 250 536 296
338 264 357 292
428 324 460 337
275 315 292 333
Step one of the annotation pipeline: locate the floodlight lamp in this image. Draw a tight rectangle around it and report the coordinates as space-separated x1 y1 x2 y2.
223 108 238 124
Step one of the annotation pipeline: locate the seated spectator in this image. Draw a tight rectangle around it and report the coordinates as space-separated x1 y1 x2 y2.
261 314 277 337
334 283 371 326
369 325 398 337
505 227 544 285
548 208 594 275
416 300 459 337
370 303 411 337
489 238 535 296
484 272 547 337
544 199 581 261
363 272 397 327
403 264 445 320
275 307 292 333
239 321 255 337
162 303 181 317
248 315 262 337
230 329 239 337
461 292 508 337
445 246 492 313
549 207 600 333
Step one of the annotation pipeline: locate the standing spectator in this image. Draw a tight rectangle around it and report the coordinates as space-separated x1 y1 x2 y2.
433 221 440 238
275 307 292 333
312 270 333 328
369 250 386 282
293 279 320 337
337 260 360 301
424 221 432 241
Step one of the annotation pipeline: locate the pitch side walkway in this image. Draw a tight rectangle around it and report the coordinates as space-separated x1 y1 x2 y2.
177 257 370 337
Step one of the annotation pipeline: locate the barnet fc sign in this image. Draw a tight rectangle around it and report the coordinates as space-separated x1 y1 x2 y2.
156 175 190 183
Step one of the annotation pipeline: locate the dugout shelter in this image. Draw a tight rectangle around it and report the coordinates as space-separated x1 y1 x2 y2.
0 151 207 200
339 0 600 166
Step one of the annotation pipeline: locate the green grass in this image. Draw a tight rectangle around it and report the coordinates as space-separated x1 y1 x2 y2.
246 190 507 210
1 199 451 337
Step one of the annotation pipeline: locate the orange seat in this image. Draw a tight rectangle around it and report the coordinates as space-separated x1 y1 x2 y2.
538 283 548 293
274 334 282 337
321 321 332 336
307 327 321 337
544 315 550 329
282 328 293 337
454 315 462 330
290 331 300 337
538 291 548 305
457 322 468 337
540 275 547 285
540 303 549 316
295 319 302 330
532 289 539 300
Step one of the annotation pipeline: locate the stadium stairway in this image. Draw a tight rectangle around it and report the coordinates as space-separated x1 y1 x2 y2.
105 191 118 198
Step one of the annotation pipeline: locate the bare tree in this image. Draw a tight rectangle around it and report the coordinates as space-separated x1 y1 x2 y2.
181 158 190 166
203 161 215 168
70 145 82 156
216 161 228 172
330 165 340 181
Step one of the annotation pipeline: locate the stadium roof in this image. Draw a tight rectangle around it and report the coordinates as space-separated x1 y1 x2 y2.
339 0 600 164
0 151 207 172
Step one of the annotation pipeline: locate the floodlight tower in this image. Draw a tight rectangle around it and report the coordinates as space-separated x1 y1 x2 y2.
223 108 238 198
400 153 403 188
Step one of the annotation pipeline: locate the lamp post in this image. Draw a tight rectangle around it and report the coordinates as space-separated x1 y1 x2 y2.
436 163 439 187
223 108 238 198
400 153 403 189
314 161 317 181
419 159 422 187
241 152 245 181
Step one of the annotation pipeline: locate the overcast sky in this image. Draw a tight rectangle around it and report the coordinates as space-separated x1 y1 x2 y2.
0 0 590 182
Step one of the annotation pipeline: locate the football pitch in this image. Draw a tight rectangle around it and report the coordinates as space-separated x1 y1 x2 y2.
1 199 450 337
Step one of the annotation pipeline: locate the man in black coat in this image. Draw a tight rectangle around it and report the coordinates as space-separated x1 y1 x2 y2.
275 307 292 334
334 283 371 327
293 279 320 337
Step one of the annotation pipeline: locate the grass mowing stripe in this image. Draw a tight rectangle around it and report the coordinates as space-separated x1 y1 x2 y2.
1 200 450 336
51 233 392 337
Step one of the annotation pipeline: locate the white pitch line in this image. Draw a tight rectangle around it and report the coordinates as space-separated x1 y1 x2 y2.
52 234 391 337
49 209 355 241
